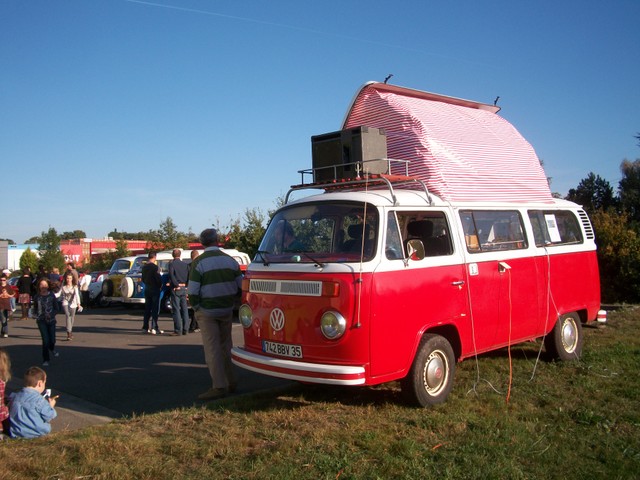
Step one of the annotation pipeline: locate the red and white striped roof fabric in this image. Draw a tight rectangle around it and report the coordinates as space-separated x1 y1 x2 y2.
343 82 553 203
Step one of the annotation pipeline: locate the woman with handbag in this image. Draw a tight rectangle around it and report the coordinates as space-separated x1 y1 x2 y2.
59 272 82 341
16 267 35 321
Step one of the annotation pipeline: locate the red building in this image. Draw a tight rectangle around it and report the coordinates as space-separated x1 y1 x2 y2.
59 240 203 266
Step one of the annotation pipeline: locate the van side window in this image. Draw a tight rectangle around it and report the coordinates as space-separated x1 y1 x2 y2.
528 210 583 246
460 210 527 252
397 211 453 257
385 212 404 260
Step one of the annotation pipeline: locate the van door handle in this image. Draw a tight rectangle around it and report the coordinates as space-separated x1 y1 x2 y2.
451 280 465 287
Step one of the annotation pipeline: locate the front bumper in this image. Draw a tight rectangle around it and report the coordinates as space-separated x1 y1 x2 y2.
122 297 145 304
231 347 366 386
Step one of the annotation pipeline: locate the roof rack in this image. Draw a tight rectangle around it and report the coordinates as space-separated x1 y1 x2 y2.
286 158 432 206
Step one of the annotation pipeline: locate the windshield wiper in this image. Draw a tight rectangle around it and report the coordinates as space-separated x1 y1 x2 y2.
255 250 271 266
284 249 325 268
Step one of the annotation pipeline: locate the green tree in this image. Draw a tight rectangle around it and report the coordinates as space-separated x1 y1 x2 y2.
89 238 133 271
618 159 640 225
0 238 15 245
591 209 640 303
37 227 66 273
59 230 87 240
108 229 157 241
159 217 189 250
114 238 131 258
226 208 267 258
19 247 39 273
269 194 286 219
146 217 189 252
566 172 617 214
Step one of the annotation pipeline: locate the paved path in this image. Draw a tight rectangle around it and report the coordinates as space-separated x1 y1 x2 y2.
1 306 289 433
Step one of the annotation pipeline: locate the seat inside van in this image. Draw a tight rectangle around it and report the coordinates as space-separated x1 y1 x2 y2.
405 219 450 257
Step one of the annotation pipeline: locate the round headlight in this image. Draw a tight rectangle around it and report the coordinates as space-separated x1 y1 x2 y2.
320 311 347 339
238 304 253 328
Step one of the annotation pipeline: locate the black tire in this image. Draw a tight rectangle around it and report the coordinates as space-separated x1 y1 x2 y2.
544 312 583 361
161 293 171 313
102 279 114 297
97 294 110 308
401 334 455 407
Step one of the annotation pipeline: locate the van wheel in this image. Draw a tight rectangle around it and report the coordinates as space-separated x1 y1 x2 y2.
544 312 583 361
401 334 455 407
102 280 114 296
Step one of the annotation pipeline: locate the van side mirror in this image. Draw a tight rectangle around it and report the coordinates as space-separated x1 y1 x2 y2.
406 239 425 261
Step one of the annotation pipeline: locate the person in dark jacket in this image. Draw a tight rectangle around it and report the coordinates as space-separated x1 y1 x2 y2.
32 279 60 366
141 252 162 334
168 249 190 335
16 267 35 321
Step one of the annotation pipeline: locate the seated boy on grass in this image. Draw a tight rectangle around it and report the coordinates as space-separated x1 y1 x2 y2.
9 366 58 439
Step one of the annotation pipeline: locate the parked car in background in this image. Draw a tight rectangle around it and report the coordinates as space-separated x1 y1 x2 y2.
119 252 175 309
88 270 110 307
101 256 138 305
120 248 251 311
217 248 251 273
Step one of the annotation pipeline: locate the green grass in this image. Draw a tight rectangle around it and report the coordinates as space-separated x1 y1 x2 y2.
2 308 639 479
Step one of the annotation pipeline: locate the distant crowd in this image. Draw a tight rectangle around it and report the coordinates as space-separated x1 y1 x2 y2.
0 228 243 440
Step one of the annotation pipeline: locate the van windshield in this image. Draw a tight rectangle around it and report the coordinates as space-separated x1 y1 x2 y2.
257 201 378 264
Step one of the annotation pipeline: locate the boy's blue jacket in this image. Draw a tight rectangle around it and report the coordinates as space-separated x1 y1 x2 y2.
9 388 57 438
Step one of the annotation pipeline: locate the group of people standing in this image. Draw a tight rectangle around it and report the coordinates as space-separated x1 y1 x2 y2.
139 249 199 335
1 227 243 422
0 263 84 366
142 229 243 401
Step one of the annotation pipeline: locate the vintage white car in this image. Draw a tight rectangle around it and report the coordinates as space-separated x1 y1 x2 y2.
88 271 110 307
100 256 138 305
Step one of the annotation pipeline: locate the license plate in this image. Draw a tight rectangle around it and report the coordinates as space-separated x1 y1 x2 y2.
262 340 303 359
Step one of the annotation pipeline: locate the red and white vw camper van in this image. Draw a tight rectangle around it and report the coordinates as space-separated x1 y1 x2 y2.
230 82 602 407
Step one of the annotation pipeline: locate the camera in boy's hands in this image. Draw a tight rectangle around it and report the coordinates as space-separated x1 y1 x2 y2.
43 389 51 398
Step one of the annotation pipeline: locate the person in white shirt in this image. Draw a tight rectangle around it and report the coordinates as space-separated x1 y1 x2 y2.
78 270 92 308
60 272 82 341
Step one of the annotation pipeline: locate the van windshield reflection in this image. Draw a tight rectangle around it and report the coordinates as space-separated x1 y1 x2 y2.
257 202 378 264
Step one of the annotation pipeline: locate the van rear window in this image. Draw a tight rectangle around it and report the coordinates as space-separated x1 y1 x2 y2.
528 210 583 246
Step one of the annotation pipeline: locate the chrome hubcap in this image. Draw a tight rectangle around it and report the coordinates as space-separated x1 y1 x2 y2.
561 318 577 353
424 350 447 395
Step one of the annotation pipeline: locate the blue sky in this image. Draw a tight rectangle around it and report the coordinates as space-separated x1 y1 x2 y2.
1 0 638 244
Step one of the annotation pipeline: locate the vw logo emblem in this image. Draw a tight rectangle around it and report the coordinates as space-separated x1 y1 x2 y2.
270 308 285 331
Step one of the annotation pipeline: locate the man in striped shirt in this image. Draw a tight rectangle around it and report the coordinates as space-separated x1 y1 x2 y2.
188 228 242 401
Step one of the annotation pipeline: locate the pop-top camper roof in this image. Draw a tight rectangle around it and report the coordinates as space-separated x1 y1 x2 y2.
342 82 553 203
